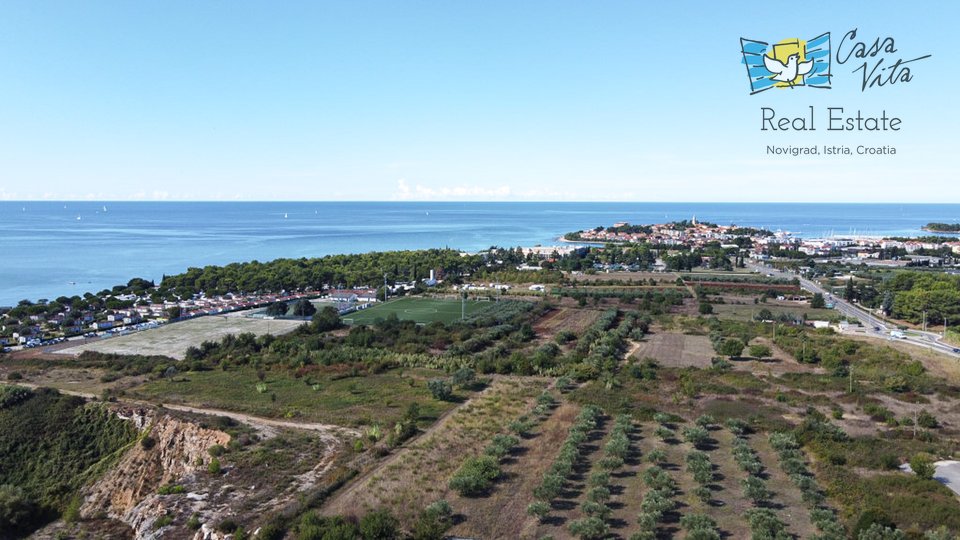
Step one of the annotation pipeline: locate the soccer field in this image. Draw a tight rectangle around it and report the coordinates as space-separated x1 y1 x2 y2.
343 297 489 325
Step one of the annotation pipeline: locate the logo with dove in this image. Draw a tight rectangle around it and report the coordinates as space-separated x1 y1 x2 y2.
741 33 832 94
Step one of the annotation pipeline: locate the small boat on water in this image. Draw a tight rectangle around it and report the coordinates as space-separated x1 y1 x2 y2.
103 205 107 212
76 215 81 221
284 213 288 219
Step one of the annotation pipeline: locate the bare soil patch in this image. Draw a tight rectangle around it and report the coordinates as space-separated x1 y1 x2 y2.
632 331 715 368
53 314 303 360
533 307 602 341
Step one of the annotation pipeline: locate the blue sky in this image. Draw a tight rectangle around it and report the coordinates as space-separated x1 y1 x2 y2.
0 1 955 202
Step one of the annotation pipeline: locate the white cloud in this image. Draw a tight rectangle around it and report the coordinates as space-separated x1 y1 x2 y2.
394 178 512 200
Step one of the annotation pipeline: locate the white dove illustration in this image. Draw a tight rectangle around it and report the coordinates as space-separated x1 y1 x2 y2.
763 52 814 85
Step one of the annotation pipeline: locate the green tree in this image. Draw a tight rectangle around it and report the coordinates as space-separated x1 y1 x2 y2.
0 484 37 535
811 293 826 309
717 338 745 359
748 344 772 360
265 301 288 317
292 298 316 317
858 523 906 540
698 302 714 315
741 476 770 505
310 306 341 332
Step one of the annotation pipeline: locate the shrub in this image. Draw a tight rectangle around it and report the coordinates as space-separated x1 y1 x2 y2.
412 500 452 540
640 488 674 514
654 426 674 441
598 456 624 470
589 471 610 487
568 516 609 540
681 514 720 540
642 467 676 492
360 508 400 540
695 414 716 428
449 455 500 496
647 449 667 463
585 486 611 504
208 444 226 457
452 368 476 388
741 476 770 505
858 523 906 540
745 508 788 540
484 434 520 460
154 514 173 529
157 484 185 495
208 457 222 475
527 501 550 521
909 453 936 481
186 513 201 531
580 500 611 519
427 379 453 401
693 485 712 504
917 410 939 429
140 436 156 450
682 426 710 449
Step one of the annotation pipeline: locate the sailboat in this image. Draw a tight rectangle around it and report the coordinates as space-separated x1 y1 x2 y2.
284 213 288 219
103 205 108 212
76 215 82 221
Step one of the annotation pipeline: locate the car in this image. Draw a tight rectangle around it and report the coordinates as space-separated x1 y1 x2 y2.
873 326 880 331
954 348 960 354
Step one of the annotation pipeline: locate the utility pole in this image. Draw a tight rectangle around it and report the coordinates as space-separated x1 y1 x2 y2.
849 364 853 394
383 273 388 303
923 310 927 333
461 292 465 320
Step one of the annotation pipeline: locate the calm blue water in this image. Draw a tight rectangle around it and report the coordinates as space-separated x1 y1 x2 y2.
2 201 959 305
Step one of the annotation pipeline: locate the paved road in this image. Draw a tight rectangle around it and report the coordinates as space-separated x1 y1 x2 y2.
747 263 960 358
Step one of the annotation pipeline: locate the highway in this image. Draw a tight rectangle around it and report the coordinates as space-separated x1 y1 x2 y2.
747 262 960 358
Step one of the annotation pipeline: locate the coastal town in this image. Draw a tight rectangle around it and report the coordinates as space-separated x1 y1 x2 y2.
5 218 959 353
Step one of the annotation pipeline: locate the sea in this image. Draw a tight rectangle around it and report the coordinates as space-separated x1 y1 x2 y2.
2 201 959 306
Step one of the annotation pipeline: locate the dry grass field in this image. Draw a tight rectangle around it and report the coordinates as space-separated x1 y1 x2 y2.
321 377 549 528
54 314 303 360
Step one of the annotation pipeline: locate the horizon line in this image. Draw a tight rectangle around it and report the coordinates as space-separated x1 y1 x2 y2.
3 199 960 205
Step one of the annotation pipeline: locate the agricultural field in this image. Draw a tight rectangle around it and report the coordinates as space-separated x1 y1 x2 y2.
9 277 960 539
532 307 603 341
630 330 716 368
341 296 490 325
568 271 680 284
322 377 549 527
54 313 302 360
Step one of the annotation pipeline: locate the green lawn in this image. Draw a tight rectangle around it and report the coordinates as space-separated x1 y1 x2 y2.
342 296 489 325
129 367 458 427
